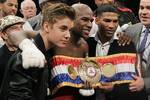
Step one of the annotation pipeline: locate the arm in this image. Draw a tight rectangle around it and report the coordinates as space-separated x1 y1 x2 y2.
9 30 45 69
5 52 47 100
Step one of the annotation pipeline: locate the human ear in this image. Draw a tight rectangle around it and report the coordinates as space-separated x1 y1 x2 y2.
43 22 50 33
95 17 100 25
1 31 8 41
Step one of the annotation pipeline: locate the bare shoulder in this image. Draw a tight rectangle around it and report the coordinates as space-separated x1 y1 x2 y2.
79 38 88 52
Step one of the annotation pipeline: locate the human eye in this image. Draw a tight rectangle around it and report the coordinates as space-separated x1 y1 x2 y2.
139 6 144 10
7 3 13 7
113 20 118 23
59 26 68 32
30 7 35 10
15 4 18 9
81 17 89 22
103 19 111 23
24 7 29 10
147 6 150 10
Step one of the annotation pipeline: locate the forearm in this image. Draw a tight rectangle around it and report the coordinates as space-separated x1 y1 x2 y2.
9 31 45 69
9 30 28 47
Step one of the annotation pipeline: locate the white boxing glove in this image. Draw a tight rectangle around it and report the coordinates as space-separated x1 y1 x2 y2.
19 39 45 69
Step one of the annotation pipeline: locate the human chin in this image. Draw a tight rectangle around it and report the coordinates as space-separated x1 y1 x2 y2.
106 32 114 38
9 11 17 15
141 21 150 26
56 43 68 48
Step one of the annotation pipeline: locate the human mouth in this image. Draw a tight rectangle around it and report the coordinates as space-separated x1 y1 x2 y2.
62 40 69 44
107 30 114 34
83 30 90 35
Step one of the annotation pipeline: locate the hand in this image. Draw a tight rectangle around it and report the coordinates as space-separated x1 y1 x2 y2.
97 82 114 92
79 81 95 96
19 39 45 69
117 32 132 46
129 75 144 92
84 81 92 89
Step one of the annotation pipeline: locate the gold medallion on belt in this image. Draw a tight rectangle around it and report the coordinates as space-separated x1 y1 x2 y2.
101 63 116 78
78 58 101 84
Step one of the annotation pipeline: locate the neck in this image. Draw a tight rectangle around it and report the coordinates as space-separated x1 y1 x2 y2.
40 32 54 51
98 31 111 44
145 25 150 29
70 32 81 45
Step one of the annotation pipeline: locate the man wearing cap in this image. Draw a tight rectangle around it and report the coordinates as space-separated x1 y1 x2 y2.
0 0 46 71
0 15 25 86
0 15 45 88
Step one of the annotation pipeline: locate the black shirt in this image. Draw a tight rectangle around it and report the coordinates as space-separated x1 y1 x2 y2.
0 44 14 86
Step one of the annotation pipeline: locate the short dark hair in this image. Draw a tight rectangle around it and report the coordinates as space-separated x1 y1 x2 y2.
94 4 119 17
42 3 76 25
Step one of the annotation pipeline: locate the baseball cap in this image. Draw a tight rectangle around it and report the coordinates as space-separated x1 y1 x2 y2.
0 15 25 32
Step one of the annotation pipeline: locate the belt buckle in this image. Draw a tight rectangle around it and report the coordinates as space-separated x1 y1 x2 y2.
78 58 101 84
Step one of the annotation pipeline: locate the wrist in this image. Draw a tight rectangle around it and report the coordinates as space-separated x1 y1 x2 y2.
19 38 35 50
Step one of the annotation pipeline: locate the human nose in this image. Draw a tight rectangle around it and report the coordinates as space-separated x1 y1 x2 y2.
87 21 92 29
11 6 17 14
108 22 115 29
141 8 148 14
65 30 71 40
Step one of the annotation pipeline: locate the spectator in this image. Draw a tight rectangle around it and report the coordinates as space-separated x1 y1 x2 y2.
0 0 18 46
0 0 18 18
20 0 37 20
1 0 34 31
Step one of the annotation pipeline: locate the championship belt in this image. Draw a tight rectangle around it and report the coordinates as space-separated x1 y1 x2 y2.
78 58 101 84
50 53 138 95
